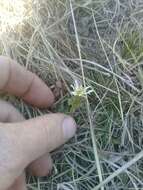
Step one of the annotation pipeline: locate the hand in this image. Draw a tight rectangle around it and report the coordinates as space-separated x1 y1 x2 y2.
0 56 77 190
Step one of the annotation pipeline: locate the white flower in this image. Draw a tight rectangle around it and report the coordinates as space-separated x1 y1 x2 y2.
70 80 93 97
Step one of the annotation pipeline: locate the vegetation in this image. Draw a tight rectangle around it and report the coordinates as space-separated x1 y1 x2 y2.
1 0 143 189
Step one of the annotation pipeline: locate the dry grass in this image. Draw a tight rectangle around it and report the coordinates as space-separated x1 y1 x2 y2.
1 0 143 189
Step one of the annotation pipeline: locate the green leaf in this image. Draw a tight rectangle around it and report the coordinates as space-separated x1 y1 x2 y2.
68 96 82 113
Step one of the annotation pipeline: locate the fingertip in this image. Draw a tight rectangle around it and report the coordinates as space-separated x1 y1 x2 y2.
28 154 53 177
0 56 55 108
7 114 77 167
23 75 55 108
62 117 77 140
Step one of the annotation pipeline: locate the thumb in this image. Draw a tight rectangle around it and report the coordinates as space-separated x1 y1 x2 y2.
1 114 77 166
0 114 77 189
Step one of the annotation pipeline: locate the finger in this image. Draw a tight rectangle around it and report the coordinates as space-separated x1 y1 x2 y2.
0 114 76 189
0 100 26 190
0 100 24 123
0 56 54 108
7 173 27 190
28 153 53 177
2 114 76 164
0 101 53 177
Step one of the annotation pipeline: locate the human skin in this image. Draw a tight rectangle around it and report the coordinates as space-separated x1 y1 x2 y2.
0 56 77 190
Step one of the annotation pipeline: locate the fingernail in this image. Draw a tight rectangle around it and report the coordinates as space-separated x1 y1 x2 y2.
62 117 77 139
